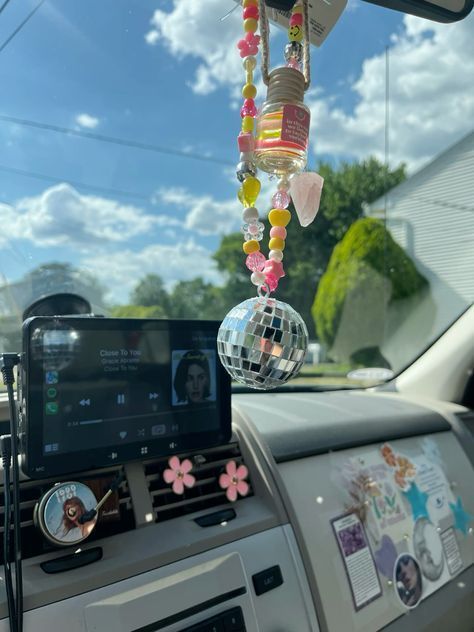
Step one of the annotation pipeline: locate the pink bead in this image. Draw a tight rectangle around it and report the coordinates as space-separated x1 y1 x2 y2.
264 259 285 280
240 99 258 118
272 190 291 209
246 251 266 272
270 226 287 239
290 13 303 25
287 58 301 70
238 132 255 152
243 5 259 19
265 273 279 292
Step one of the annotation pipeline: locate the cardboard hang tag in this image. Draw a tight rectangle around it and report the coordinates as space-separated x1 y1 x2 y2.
267 0 348 48
290 171 324 227
231 0 348 48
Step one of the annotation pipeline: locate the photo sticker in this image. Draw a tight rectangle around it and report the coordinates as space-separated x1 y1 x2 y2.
41 481 97 546
332 513 382 611
393 554 423 609
171 349 216 406
413 518 444 581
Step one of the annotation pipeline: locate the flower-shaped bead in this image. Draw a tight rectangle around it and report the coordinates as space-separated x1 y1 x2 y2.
219 460 249 502
163 456 195 495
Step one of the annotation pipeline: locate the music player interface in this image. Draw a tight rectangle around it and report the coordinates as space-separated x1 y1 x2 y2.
37 326 220 458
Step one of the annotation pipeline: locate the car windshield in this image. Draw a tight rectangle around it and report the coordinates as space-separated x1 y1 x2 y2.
0 1 473 390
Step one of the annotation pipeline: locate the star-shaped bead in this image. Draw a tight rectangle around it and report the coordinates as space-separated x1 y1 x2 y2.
449 496 473 535
402 482 429 521
263 259 285 279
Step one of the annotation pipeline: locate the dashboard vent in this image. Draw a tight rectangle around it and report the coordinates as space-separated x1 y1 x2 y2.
0 466 135 563
144 442 253 522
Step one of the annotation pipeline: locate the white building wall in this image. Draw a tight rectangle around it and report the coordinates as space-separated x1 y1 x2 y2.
369 131 474 348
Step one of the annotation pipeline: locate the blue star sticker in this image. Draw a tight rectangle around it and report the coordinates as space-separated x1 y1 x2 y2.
403 482 429 521
450 497 473 535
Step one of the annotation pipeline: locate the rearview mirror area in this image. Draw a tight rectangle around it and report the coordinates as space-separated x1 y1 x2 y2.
362 0 473 22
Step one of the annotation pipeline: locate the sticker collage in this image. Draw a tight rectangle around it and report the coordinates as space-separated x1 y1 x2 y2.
331 438 472 611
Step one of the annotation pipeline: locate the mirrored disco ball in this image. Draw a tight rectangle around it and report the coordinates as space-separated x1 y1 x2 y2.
217 297 308 390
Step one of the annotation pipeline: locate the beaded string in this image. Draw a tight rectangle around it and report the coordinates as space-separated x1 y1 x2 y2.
236 0 268 287
237 1 307 296
262 2 307 292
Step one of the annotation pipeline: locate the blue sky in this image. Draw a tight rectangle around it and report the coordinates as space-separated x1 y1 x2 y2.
0 0 473 309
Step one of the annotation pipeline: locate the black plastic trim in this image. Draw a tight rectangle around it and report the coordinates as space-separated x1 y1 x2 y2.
40 547 103 574
362 0 473 23
194 508 237 528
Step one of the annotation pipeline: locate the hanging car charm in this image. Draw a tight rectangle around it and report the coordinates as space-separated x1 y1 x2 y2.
218 0 321 390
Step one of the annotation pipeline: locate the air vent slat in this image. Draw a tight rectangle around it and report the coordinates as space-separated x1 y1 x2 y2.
156 491 227 514
145 442 253 523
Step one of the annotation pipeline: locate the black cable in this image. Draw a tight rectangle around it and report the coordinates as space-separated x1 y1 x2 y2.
0 115 233 167
0 0 13 17
0 0 45 55
1 435 17 632
1 354 22 632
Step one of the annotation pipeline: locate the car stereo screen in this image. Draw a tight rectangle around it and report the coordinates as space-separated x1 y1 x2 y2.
22 318 231 477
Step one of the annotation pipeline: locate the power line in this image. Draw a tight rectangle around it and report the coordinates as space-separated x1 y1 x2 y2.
0 114 234 167
0 164 151 201
0 0 13 17
0 0 45 54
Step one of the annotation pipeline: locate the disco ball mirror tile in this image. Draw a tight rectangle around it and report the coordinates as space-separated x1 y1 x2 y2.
217 297 308 390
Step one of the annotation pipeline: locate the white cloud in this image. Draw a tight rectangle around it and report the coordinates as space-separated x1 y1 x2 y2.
75 113 100 129
2 183 179 250
157 187 241 235
146 3 473 170
145 0 243 94
308 14 474 171
144 30 159 45
87 239 222 302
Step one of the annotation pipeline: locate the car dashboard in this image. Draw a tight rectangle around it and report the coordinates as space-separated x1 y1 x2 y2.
0 390 473 631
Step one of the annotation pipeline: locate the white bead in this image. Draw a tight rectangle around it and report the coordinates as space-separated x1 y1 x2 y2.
242 206 259 222
250 271 266 286
269 249 283 262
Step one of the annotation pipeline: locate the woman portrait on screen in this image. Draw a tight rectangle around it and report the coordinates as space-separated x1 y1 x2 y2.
173 349 211 404
173 350 211 405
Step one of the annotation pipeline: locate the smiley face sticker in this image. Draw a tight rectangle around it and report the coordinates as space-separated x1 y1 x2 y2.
289 25 303 42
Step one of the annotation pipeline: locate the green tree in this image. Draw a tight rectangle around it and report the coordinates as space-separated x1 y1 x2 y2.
131 274 170 314
312 217 431 366
168 278 222 320
213 158 406 335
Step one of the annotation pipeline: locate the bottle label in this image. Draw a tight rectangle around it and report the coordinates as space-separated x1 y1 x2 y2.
281 104 310 150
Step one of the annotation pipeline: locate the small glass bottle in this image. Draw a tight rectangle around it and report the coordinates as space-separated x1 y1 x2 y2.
255 67 310 175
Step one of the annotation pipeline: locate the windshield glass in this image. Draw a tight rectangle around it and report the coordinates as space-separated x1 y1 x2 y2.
0 1 473 389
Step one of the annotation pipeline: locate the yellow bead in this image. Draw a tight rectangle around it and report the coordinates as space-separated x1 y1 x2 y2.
243 240 260 255
242 176 261 206
238 186 246 206
244 18 258 33
242 83 257 99
269 237 285 251
268 208 291 227
242 116 254 133
243 0 257 6
292 5 303 13
289 25 303 42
